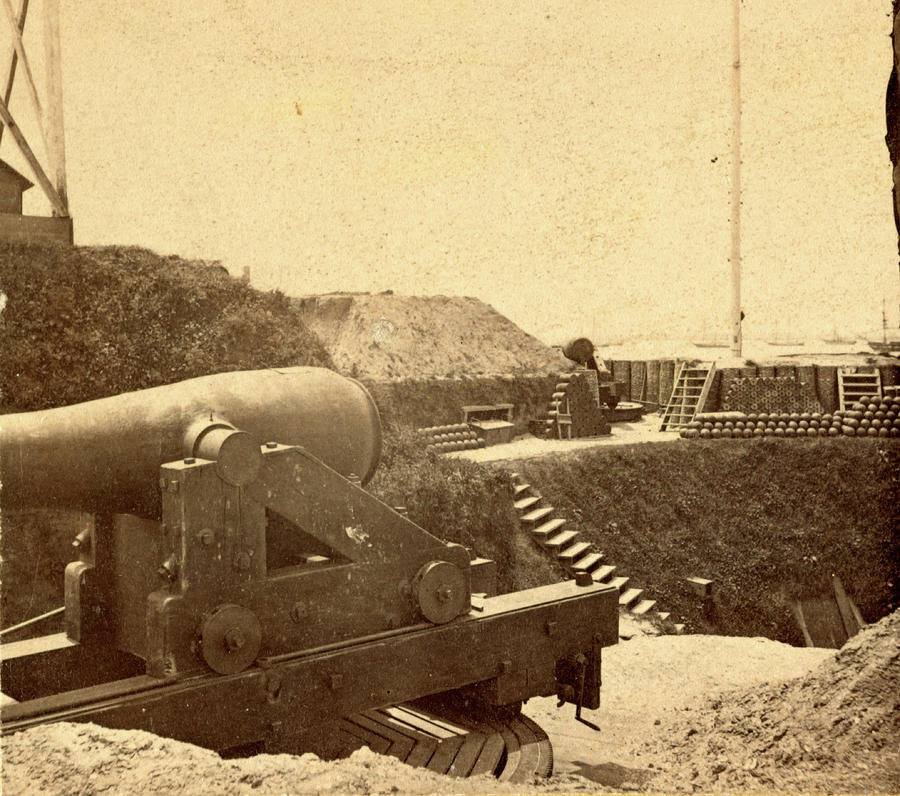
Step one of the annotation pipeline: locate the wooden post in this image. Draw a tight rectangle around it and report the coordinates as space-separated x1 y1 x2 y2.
0 94 66 215
729 0 743 358
1 0 48 156
42 0 66 214
0 0 27 148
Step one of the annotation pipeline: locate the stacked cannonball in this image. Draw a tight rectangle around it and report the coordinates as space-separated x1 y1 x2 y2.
418 424 486 453
831 396 900 438
679 411 836 439
679 401 900 440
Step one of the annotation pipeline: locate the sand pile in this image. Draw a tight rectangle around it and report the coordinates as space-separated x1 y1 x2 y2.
646 609 900 794
295 293 571 380
0 722 555 796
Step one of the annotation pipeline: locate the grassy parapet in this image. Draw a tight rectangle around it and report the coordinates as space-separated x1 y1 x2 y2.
367 426 561 595
511 438 899 642
360 375 560 435
0 243 333 412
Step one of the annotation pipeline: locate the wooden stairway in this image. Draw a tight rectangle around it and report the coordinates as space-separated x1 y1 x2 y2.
660 362 716 431
509 473 675 627
837 368 882 410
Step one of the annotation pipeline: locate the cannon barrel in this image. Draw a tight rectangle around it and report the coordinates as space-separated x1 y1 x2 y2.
0 367 382 517
561 337 595 366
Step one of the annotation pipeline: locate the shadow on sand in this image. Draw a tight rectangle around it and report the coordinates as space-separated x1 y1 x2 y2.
569 760 655 790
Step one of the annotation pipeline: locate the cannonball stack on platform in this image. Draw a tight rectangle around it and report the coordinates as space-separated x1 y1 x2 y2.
679 397 900 440
529 371 610 439
418 424 486 453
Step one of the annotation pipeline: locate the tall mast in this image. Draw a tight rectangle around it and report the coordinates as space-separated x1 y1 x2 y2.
730 0 742 357
42 0 67 215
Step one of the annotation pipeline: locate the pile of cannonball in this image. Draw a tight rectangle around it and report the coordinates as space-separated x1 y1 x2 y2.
831 396 900 438
418 424 486 453
679 399 900 440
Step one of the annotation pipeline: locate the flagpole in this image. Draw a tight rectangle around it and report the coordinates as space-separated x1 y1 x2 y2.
730 0 742 358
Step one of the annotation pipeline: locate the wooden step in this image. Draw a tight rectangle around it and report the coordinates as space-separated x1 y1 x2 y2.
605 575 629 591
592 564 616 582
631 599 657 616
531 517 566 541
618 587 643 608
545 530 578 551
571 552 603 572
514 495 541 512
660 362 716 430
673 623 686 634
656 612 670 623
513 483 531 497
558 541 591 564
520 506 554 526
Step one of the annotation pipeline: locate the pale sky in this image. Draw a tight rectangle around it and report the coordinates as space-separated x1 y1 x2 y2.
4 1 897 343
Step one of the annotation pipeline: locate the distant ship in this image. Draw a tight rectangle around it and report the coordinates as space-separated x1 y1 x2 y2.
692 324 729 348
865 301 900 355
766 325 805 347
692 340 729 349
867 338 900 354
822 327 857 344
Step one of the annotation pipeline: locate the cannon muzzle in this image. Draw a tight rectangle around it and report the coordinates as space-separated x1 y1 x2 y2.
0 367 381 517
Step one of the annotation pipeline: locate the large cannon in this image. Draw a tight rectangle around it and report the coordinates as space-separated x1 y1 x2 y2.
0 367 382 516
1 368 618 778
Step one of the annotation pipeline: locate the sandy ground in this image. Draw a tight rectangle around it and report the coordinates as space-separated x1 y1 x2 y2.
525 632 834 791
452 415 679 463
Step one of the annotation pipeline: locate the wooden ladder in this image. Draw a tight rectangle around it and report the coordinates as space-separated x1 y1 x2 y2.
837 368 882 410
660 362 716 431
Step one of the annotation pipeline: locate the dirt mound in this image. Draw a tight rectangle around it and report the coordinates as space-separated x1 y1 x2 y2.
295 293 571 379
646 609 900 794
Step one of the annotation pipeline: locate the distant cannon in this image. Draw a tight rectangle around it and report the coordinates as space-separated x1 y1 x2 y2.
561 337 597 367
556 337 621 411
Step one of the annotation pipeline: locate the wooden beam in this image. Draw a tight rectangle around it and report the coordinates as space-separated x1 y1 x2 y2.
1 0 48 155
42 0 66 214
0 0 28 148
832 575 865 637
791 601 815 647
0 94 66 216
